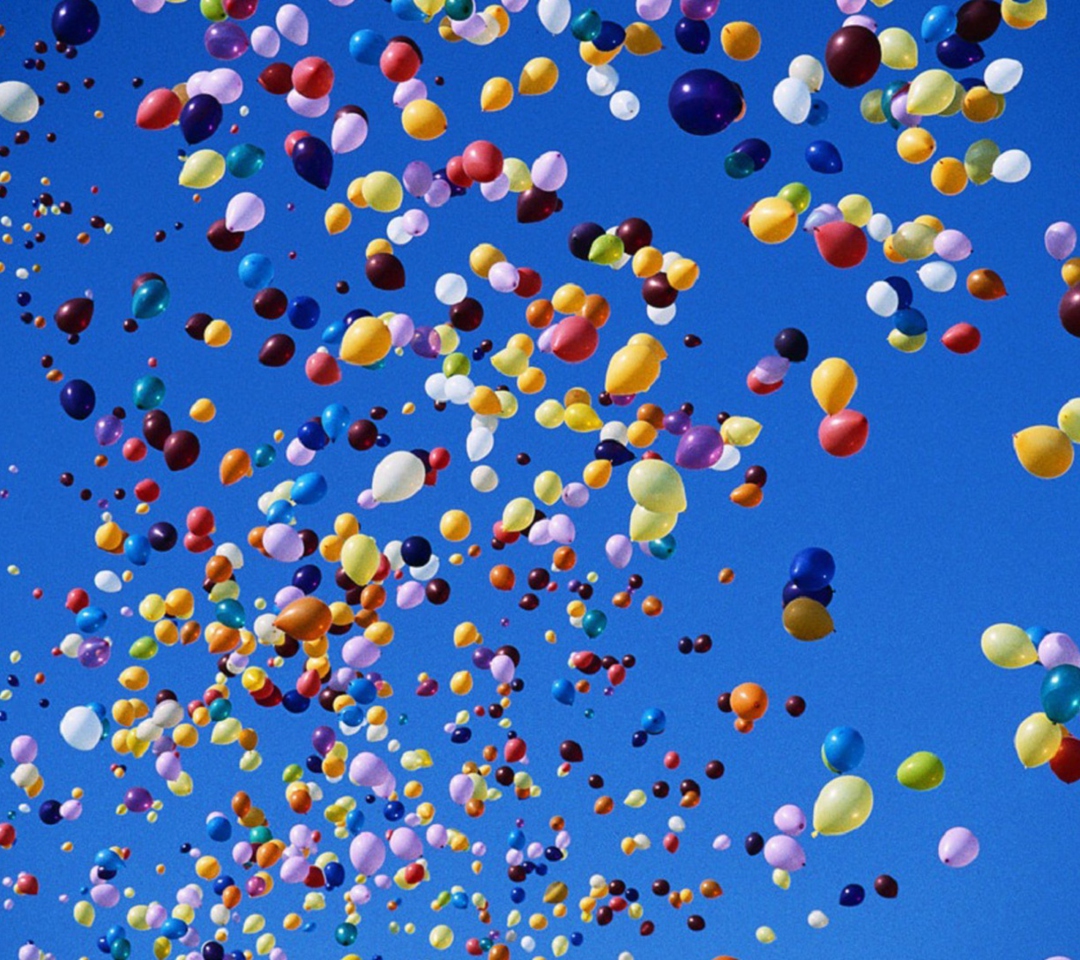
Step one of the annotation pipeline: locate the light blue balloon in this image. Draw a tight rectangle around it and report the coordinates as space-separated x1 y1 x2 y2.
238 253 273 289
822 726 865 773
349 29 385 63
291 471 328 505
641 707 667 735
921 5 956 43
322 403 351 441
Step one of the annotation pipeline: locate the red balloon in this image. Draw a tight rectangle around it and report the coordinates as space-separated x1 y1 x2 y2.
747 371 783 395
55 297 94 334
516 187 560 223
14 873 38 896
819 409 868 457
380 40 421 82
223 0 259 19
207 218 244 252
187 506 215 536
305 351 341 386
65 588 90 613
284 129 311 157
941 322 981 354
184 532 214 553
122 437 147 462
550 316 599 363
814 221 867 268
292 57 335 99
462 140 504 183
258 62 294 95
825 26 881 88
445 156 474 189
1051 736 1080 784
136 88 182 130
429 447 451 470
515 267 543 298
0 822 15 849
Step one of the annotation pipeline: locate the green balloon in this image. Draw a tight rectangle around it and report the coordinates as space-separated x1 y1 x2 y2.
964 139 1000 186
588 234 625 266
442 352 471 378
896 751 945 791
777 182 811 215
200 0 227 21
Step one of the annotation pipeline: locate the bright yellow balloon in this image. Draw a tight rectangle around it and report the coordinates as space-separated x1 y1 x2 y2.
627 459 686 514
811 358 857 415
749 197 797 244
324 202 351 235
605 344 661 396
897 127 936 164
518 57 559 95
783 597 834 641
812 776 873 836
470 242 505 278
480 77 513 112
439 509 471 542
887 329 927 353
361 172 403 213
401 100 448 141
981 623 1038 669
1014 713 1062 768
1013 425 1074 479
564 403 602 432
340 316 391 366
720 21 760 60
341 534 380 585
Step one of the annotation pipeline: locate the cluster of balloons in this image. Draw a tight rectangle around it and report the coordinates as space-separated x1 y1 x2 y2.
1013 397 1080 479
783 548 836 641
747 326 809 396
811 358 869 458
981 623 1080 782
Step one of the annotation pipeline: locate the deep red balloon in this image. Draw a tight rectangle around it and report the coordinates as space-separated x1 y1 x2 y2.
825 26 881 88
207 218 244 252
380 40 421 82
642 273 678 308
1050 736 1080 784
515 267 543 298
462 140 504 183
747 371 783 395
258 62 294 95
163 430 201 471
1059 284 1080 338
550 316 599 363
941 322 981 354
517 187 560 224
292 57 335 99
819 409 869 457
814 221 868 268
955 0 1002 42
258 333 296 367
55 297 94 334
136 88 182 130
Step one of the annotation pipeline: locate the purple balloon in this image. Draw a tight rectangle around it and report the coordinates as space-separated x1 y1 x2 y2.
403 160 434 197
1039 632 1080 669
396 580 425 609
754 355 790 385
312 725 336 756
679 0 719 18
205 21 249 60
803 203 844 232
764 834 806 872
606 534 633 569
938 827 979 868
890 91 921 128
124 786 154 813
77 637 111 668
675 424 724 470
664 410 691 435
933 228 972 262
94 414 123 446
1045 222 1078 261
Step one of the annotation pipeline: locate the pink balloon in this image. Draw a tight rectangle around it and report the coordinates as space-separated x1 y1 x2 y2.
636 0 671 20
938 827 979 868
548 513 576 544
426 823 448 848
349 752 391 788
531 151 568 192
527 519 553 546
90 883 120 908
562 483 589 507
280 856 309 883
10 735 37 764
933 228 972 262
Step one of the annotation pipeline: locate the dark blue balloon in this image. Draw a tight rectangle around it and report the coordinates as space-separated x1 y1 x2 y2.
884 276 914 309
805 140 843 174
39 798 64 824
288 296 321 330
789 547 835 591
782 580 834 608
668 69 742 136
292 136 333 190
297 419 329 451
52 0 100 45
179 94 223 145
1041 664 1080 724
593 20 626 52
937 35 984 69
450 726 472 744
732 138 771 170
593 439 635 466
401 535 433 568
60 378 96 420
894 307 928 337
212 876 235 895
807 97 830 126
675 17 710 54
324 861 346 889
839 883 866 906
292 564 322 594
282 690 311 714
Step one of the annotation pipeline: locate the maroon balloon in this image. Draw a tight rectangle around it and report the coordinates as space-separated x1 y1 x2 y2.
365 253 405 291
258 62 293 95
1050 736 1080 784
1059 284 1080 337
258 333 296 367
55 297 94 334
185 312 212 340
955 0 1001 42
559 740 584 763
425 578 451 605
207 218 244 252
142 409 173 450
616 217 654 255
825 26 881 88
449 297 484 331
163 430 201 471
642 273 678 309
517 187 560 224
131 272 165 295
253 287 288 319
347 419 378 451
873 875 899 899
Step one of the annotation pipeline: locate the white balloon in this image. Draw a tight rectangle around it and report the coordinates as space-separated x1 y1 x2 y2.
371 451 426 503
225 192 265 232
647 304 677 325
917 260 957 293
331 112 368 153
867 212 893 242
94 570 122 593
992 149 1031 183
587 65 619 97
807 910 829 929
435 273 467 305
467 426 495 462
865 280 899 317
467 11 500 45
60 706 104 751
251 25 281 56
185 70 210 97
788 55 824 92
537 0 571 34
0 81 40 124
471 465 499 493
410 556 440 581
276 3 309 44
984 58 1022 94
445 376 476 404
773 77 811 124
489 261 519 292
610 90 640 121
424 374 448 402
712 444 741 471
387 217 412 246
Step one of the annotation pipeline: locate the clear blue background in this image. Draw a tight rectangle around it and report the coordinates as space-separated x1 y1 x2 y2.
1 1 1078 959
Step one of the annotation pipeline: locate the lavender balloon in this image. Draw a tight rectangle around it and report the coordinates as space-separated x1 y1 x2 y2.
938 827 979 868
675 425 724 469
933 228 973 262
205 21 249 60
754 355 790 385
764 834 806 871
1045 222 1078 261
94 414 123 446
606 534 633 568
1039 632 1080 669
773 803 807 836
403 161 434 197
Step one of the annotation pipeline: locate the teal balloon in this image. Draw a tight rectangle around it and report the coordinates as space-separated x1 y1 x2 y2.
648 535 676 559
724 151 756 179
582 609 608 639
225 143 266 178
1041 665 1080 724
822 726 865 773
132 375 166 411
254 443 276 467
570 9 602 41
131 279 170 319
215 598 245 629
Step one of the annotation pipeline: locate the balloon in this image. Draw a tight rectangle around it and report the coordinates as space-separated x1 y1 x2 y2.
790 547 835 591
538 0 571 34
907 70 956 115
136 89 182 130
812 776 873 836
627 459 686 513
1045 222 1077 261
819 410 868 457
943 321 983 353
52 0 101 45
921 5 956 42
668 69 742 135
937 35 983 69
205 21 249 60
764 835 806 872
60 706 104 750
0 81 41 123
825 26 881 88
811 358 857 415
163 431 201 471
981 623 1038 668
332 112 368 153
372 451 425 503
938 827 979 867
1050 737 1080 784
179 94 223 144
749 197 798 243
1013 426 1073 480
276 3 309 44
896 751 945 790
823 727 864 773
783 597 834 641
814 222 866 267
675 425 724 470
773 77 812 124
806 140 843 174
1041 665 1080 724
225 192 264 232
292 136 333 188
1015 712 1062 768
60 379 96 421
519 57 559 95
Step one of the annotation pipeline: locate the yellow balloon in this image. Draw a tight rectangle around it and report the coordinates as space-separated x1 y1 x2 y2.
503 157 531 192
440 509 471 542
629 504 678 542
720 21 760 60
340 316 391 366
324 202 351 235
1014 713 1062 768
812 775 874 836
579 40 621 66
518 57 559 95
605 344 661 396
1002 0 1046 27
860 89 887 123
962 86 999 123
74 901 96 926
480 76 513 112
1013 425 1074 479
811 358 857 414
564 402 602 432
401 99 448 141
887 329 927 353
838 194 872 227
878 27 918 69
470 242 505 278
502 497 536 533
429 924 454 950
179 150 225 189
362 172 403 213
667 258 700 290
533 470 563 505
625 22 663 56
931 157 968 195
749 197 797 244
720 416 762 447
341 534 380 585
552 282 586 314
627 459 686 514
783 597 834 641
583 458 612 488
631 246 663 278
981 623 1038 669
1057 399 1080 443
907 69 956 115
893 221 938 259
190 398 216 422
896 127 936 164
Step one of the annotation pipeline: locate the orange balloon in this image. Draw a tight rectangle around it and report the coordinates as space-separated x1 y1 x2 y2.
552 546 577 570
966 268 1007 300
729 483 763 507
219 448 253 485
275 596 332 640
231 791 252 817
730 682 768 720
489 565 516 590
205 555 233 583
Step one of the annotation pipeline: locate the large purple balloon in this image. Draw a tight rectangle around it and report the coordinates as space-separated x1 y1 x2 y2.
292 136 333 189
668 69 743 136
179 94 223 145
675 425 724 470
205 21 249 60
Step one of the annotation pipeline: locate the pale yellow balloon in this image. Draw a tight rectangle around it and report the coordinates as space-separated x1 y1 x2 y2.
878 27 918 69
811 358 857 415
629 504 678 542
518 57 559 95
429 924 454 950
981 623 1038 669
812 775 874 836
720 416 762 447
179 150 225 189
627 459 687 514
340 315 391 366
893 221 937 260
838 194 872 227
1013 425 1074 479
503 157 531 192
907 69 957 116
887 329 927 353
624 22 663 56
749 197 797 244
1014 712 1062 768
502 497 536 533
401 99 448 140
74 901 96 926
860 90 886 124
756 926 777 944
1002 0 1046 27
362 172 403 213
341 534 380 586
1057 399 1080 443
534 399 565 429
480 77 513 112
324 202 351 235
533 470 563 505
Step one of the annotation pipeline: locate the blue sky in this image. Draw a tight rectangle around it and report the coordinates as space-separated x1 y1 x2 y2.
1 2 1078 960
